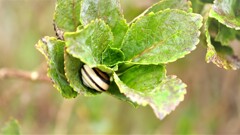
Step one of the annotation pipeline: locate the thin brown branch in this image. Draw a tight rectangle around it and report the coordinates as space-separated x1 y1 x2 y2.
0 68 51 83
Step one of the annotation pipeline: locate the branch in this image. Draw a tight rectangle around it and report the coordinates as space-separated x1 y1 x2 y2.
0 68 51 83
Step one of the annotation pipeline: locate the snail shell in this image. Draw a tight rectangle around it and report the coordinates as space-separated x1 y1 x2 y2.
81 64 110 92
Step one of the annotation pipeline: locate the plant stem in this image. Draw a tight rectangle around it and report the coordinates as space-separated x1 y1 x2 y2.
0 68 51 83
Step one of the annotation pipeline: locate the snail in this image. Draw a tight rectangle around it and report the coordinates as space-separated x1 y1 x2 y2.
81 64 110 92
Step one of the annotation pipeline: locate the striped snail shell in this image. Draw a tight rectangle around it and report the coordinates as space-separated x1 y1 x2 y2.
81 64 110 92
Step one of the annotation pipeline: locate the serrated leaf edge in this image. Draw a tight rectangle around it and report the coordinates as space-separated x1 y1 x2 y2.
36 36 78 98
113 73 187 120
122 9 203 64
65 19 114 68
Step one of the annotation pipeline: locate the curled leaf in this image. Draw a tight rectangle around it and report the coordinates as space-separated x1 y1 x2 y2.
205 18 240 70
113 66 187 119
106 81 137 106
64 52 99 95
209 0 240 30
36 36 77 98
215 22 239 46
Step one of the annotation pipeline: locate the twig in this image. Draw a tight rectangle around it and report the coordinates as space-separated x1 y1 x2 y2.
0 68 51 83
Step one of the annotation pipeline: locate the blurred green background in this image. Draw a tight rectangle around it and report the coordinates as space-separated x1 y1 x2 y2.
0 0 240 134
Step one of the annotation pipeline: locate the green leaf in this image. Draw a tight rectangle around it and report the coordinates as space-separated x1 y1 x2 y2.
102 46 125 66
113 65 187 120
237 31 240 40
146 0 192 14
118 65 166 92
190 0 205 13
130 0 192 24
209 0 240 30
205 18 240 70
1 119 20 135
121 9 203 64
212 39 234 55
215 22 238 46
65 20 113 68
206 18 239 46
36 36 78 98
80 0 128 48
54 0 82 32
106 81 138 107
116 62 136 74
64 52 100 95
200 0 213 3
96 64 116 74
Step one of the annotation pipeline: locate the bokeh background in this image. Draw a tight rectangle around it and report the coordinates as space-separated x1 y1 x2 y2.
0 0 240 134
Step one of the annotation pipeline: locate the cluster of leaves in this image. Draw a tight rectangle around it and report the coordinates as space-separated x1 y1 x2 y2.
199 0 240 69
36 0 236 120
